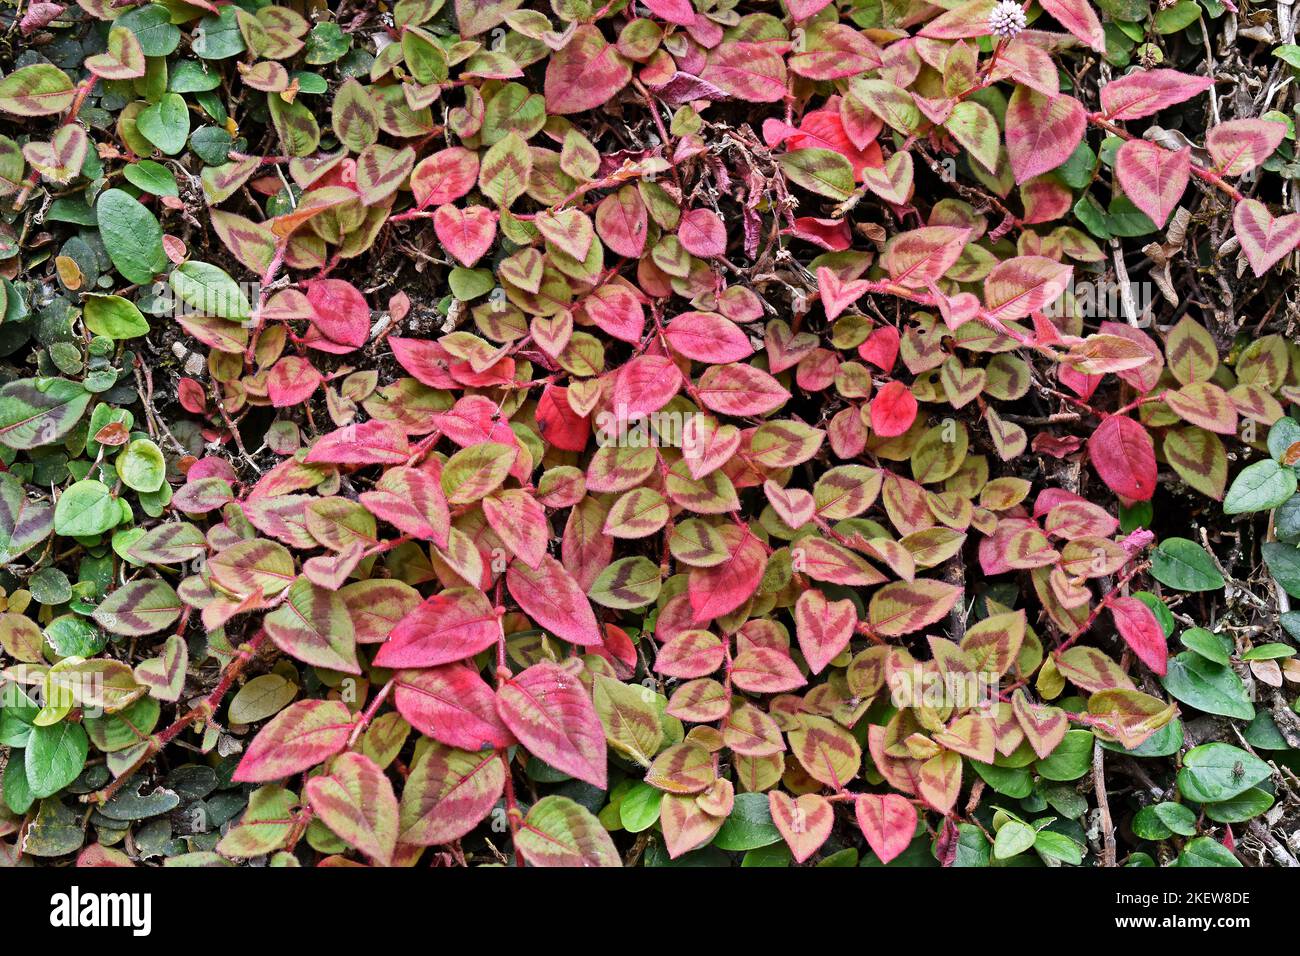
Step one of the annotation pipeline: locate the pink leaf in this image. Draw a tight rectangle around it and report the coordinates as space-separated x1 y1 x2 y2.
613 354 683 417
688 529 767 623
304 420 410 465
664 312 753 363
595 186 648 258
983 255 1073 321
482 489 549 569
410 147 479 207
544 24 632 115
786 0 834 19
1207 119 1287 177
434 204 498 267
507 553 603 646
232 700 353 783
1233 198 1300 278
497 661 607 787
817 266 871 321
1005 87 1086 184
795 589 857 675
394 664 514 751
640 0 697 24
855 793 917 864
1100 69 1214 121
1038 0 1105 52
582 281 645 343
266 356 323 407
305 278 370 350
1115 140 1190 228
678 208 727 257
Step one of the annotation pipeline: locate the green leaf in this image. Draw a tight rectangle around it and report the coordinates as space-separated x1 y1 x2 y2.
514 795 621 866
136 92 190 155
1033 830 1084 865
1132 801 1197 840
91 578 182 636
1176 837 1241 867
116 3 182 57
0 378 91 450
83 294 150 339
1179 627 1231 665
117 438 166 492
993 819 1036 859
777 149 855 201
0 64 76 117
1034 730 1094 781
1160 651 1254 719
1203 787 1274 824
618 782 664 833
712 792 782 851
96 188 167 285
1263 542 1300 598
25 722 89 798
191 6 246 60
1223 459 1297 515
169 260 252 321
1267 417 1300 461
1149 537 1225 591
53 479 120 537
1177 743 1271 803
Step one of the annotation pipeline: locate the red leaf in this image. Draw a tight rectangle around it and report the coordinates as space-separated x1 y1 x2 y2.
869 381 917 437
536 384 590 452
394 665 514 751
858 325 899 371
1088 415 1157 501
854 793 917 864
373 587 499 668
178 377 207 414
1110 596 1168 676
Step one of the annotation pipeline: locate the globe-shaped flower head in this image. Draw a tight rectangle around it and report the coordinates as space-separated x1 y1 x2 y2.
988 0 1027 39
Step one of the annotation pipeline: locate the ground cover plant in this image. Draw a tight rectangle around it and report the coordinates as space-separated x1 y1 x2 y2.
1 0 1300 869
